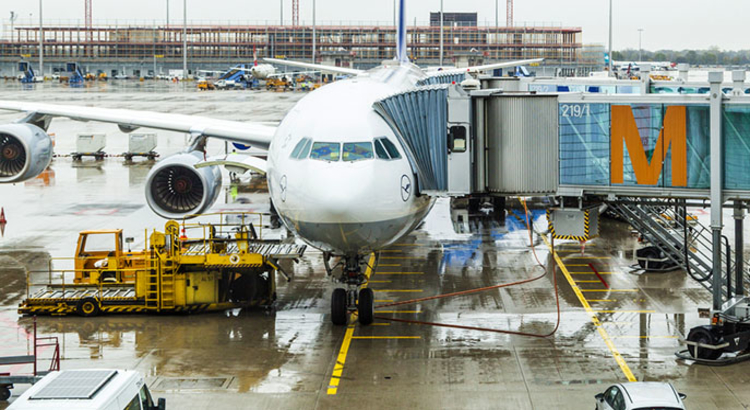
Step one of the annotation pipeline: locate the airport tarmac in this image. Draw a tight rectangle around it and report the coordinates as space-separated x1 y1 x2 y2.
1 83 750 409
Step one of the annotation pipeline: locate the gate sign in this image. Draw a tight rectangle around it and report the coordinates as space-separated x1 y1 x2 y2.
610 105 687 186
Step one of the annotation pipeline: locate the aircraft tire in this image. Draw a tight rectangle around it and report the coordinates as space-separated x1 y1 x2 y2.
331 288 347 326
358 288 374 325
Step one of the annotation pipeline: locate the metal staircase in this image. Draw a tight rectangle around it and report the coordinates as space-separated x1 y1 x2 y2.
607 198 749 297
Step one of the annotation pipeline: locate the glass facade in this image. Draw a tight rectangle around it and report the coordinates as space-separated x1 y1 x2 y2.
559 102 750 190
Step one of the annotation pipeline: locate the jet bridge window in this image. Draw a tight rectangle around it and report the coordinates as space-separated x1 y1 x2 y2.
343 142 374 162
374 137 402 160
448 126 467 153
309 142 340 161
289 137 313 160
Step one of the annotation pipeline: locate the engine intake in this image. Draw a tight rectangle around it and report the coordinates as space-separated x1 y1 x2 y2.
0 124 53 183
145 151 222 219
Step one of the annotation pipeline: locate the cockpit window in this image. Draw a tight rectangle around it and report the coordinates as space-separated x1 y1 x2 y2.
374 139 389 159
310 142 341 161
343 142 374 162
374 137 402 160
290 138 312 160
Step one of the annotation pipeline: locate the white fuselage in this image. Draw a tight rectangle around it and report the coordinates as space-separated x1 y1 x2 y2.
266 63 433 255
251 64 276 79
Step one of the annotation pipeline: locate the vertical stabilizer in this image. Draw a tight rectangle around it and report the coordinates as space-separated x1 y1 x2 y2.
395 0 408 63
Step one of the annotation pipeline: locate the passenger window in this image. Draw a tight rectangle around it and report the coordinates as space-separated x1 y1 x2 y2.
343 142 374 162
309 142 340 161
374 139 389 159
379 138 401 159
448 125 467 153
123 394 141 410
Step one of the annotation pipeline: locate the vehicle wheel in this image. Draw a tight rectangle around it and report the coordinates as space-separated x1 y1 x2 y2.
331 288 348 326
358 288 374 325
76 297 100 317
687 326 723 360
0 386 11 401
637 246 662 270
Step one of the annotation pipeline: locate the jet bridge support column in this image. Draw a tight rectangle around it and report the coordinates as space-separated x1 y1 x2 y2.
709 72 724 311
735 202 745 297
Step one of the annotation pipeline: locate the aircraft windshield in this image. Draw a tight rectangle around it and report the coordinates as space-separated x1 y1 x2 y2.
343 142 374 162
374 137 402 160
310 142 341 161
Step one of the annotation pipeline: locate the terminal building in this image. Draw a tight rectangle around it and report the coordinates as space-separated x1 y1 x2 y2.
0 20 592 77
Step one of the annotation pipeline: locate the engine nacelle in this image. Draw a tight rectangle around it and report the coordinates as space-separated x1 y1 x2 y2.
0 123 53 183
145 151 222 219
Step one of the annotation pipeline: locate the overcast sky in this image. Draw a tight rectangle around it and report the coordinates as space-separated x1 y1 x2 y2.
2 0 747 51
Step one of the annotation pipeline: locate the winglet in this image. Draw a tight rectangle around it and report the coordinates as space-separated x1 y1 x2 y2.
395 0 408 63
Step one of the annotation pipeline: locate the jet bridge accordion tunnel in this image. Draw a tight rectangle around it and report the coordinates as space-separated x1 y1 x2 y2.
372 84 559 198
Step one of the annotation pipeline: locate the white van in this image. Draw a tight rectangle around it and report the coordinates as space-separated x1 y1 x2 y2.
8 369 165 410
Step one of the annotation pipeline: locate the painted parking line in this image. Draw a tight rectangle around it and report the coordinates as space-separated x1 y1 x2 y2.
542 236 637 382
586 299 616 302
369 280 392 283
378 264 402 267
380 250 402 253
375 300 393 303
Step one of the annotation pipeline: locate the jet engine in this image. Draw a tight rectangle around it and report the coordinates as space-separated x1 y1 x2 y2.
0 123 53 183
145 151 222 219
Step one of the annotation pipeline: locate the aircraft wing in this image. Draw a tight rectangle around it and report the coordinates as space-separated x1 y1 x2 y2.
430 58 544 76
0 100 277 149
264 58 363 76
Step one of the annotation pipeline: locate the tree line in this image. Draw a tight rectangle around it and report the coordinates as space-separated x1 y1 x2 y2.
612 47 750 66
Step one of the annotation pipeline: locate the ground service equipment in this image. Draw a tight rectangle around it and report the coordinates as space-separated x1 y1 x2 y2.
18 213 306 316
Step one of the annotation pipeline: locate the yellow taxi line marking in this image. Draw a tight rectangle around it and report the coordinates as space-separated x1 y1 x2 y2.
575 280 603 283
381 256 422 259
326 326 355 395
378 264 402 267
567 257 612 259
368 280 392 283
581 289 638 292
592 310 656 313
380 250 402 253
370 323 391 326
565 264 592 266
541 236 637 382
374 272 424 275
376 310 422 314
375 300 393 303
327 253 375 396
586 299 616 302
351 336 421 340
372 289 423 292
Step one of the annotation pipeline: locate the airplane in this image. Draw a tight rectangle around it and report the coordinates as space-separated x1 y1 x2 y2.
0 0 542 326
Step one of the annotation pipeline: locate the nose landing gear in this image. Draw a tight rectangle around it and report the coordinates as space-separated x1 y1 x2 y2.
328 254 374 326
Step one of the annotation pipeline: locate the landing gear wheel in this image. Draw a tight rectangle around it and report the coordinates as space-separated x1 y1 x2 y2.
687 326 723 360
77 297 100 317
0 386 11 401
331 288 348 326
358 288 374 325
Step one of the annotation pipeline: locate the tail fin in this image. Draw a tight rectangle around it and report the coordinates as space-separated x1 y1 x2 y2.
395 0 408 63
253 45 258 67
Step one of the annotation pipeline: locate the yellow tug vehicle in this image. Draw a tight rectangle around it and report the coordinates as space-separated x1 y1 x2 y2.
19 213 305 316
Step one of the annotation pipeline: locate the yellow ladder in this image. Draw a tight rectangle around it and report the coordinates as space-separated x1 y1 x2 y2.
159 261 176 309
145 258 160 309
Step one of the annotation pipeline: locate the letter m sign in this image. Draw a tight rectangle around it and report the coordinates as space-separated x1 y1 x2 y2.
611 105 687 186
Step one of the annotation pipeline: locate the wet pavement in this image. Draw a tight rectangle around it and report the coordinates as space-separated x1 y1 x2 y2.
1 82 749 409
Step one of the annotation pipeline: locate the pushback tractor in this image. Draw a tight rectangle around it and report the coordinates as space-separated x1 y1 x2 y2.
18 213 306 316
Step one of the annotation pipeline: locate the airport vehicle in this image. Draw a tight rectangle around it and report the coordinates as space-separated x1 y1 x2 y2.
8 369 165 410
595 382 686 410
17 62 40 84
197 79 216 91
0 0 539 326
18 213 306 316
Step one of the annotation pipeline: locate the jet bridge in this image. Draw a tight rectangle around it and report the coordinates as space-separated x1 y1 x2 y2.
373 73 750 362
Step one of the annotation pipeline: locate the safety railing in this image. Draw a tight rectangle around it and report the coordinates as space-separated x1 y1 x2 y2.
178 212 265 256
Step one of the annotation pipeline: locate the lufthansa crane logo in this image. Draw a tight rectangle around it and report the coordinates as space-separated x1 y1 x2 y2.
400 175 411 202
280 175 287 202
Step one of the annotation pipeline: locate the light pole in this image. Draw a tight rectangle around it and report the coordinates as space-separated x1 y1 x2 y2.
280 0 283 25
312 0 316 63
38 0 43 78
182 0 187 80
638 28 644 62
166 0 169 28
439 0 444 66
607 0 613 76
